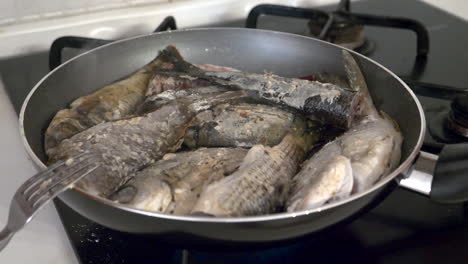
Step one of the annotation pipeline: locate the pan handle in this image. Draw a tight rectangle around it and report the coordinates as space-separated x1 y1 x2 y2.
399 143 468 202
398 151 437 196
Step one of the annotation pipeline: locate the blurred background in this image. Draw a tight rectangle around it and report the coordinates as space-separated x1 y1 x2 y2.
1 1 467 263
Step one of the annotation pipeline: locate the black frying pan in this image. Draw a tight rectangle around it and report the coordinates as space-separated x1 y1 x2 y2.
19 28 468 247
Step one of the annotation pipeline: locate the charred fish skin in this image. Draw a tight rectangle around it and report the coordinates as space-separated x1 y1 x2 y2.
138 86 229 115
110 148 248 215
147 47 363 129
184 103 313 148
143 48 240 106
202 71 360 129
44 45 186 155
191 133 310 217
49 102 193 197
140 84 271 116
145 63 239 99
48 90 250 197
152 70 362 129
143 46 240 100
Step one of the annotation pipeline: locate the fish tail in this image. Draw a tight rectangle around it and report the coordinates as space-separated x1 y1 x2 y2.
342 50 379 121
140 45 188 74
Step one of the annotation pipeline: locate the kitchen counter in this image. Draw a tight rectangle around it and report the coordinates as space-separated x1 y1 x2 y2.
0 0 466 263
422 0 468 21
0 78 77 264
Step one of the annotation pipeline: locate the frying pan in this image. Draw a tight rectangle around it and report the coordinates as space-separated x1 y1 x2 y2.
18 28 468 247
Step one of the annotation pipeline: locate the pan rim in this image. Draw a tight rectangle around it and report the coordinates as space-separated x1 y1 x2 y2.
19 27 426 223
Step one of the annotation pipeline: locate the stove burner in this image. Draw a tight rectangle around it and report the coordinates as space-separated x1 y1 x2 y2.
403 80 468 144
306 17 376 55
306 17 367 50
246 0 429 57
447 94 468 138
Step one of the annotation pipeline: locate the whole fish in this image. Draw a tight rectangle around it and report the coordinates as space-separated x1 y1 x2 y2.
287 116 402 211
48 90 249 197
201 71 362 129
45 45 187 155
110 148 248 215
184 103 315 148
341 50 402 192
286 50 403 212
149 51 363 129
191 133 311 217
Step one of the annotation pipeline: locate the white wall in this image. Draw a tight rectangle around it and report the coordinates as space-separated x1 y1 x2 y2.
0 0 343 26
0 0 168 25
0 0 341 58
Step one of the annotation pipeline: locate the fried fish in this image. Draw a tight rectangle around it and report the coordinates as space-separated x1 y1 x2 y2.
110 148 248 215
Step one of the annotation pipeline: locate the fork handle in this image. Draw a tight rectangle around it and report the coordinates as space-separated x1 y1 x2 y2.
0 227 14 252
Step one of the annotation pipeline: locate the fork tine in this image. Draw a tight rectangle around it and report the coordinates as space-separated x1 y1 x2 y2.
26 158 98 203
18 160 66 195
32 164 100 210
22 152 94 198
0 153 100 251
24 153 96 201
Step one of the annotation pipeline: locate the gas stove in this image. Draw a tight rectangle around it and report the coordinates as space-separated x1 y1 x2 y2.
2 0 468 263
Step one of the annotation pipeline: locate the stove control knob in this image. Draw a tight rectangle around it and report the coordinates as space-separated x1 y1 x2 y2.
447 94 468 138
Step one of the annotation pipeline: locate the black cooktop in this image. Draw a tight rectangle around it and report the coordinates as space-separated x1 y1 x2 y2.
53 187 468 264
3 0 468 263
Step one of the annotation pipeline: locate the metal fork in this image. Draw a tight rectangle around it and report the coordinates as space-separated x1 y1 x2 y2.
0 153 99 252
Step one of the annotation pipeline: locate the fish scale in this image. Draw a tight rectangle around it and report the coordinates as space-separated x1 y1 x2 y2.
109 148 247 215
221 151 276 214
44 46 185 155
49 90 249 197
192 134 307 216
286 51 403 212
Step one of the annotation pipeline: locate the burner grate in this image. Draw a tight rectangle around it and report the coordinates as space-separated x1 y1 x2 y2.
245 0 429 57
49 16 177 71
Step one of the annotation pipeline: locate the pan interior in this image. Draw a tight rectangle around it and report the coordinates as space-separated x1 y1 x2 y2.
21 28 423 216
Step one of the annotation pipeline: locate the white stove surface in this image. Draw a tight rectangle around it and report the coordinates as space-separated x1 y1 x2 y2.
0 0 466 263
0 78 78 263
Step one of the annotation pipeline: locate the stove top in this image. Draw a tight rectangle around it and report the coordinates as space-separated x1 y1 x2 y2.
53 190 467 264
2 0 468 263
